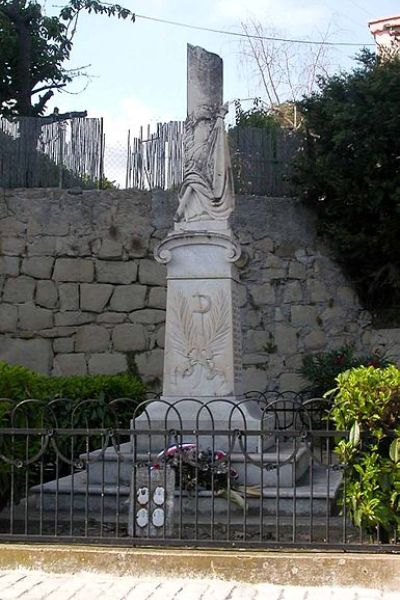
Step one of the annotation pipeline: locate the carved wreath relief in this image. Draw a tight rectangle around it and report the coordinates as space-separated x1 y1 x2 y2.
169 290 230 391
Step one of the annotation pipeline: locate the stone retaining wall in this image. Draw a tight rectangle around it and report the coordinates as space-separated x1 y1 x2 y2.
0 188 398 391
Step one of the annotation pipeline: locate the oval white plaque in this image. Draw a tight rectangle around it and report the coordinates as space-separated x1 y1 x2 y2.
153 486 165 506
136 508 148 528
152 508 165 528
137 487 149 505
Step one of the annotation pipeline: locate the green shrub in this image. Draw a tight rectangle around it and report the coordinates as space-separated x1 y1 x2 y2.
330 365 400 540
299 344 390 397
0 361 147 510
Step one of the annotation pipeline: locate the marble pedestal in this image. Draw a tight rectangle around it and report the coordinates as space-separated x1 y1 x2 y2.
132 221 269 453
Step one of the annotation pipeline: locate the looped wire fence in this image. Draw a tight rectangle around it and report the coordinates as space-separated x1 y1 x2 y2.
0 394 398 550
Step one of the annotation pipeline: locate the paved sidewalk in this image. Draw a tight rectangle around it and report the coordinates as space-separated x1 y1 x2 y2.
0 570 399 600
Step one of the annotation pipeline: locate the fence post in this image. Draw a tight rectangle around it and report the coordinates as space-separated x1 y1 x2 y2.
58 121 64 189
98 117 104 190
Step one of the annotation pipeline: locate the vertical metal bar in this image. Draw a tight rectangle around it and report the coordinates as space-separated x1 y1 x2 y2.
325 434 331 544
276 435 280 542
54 447 59 537
24 432 29 535
292 435 297 542
39 435 44 536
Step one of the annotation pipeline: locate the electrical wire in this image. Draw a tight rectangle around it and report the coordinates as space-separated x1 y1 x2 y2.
134 12 375 47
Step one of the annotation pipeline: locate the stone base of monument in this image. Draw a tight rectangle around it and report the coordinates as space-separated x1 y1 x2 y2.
132 398 275 454
74 441 309 488
25 464 342 533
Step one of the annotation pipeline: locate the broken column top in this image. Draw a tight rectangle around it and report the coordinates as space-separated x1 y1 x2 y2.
187 44 223 115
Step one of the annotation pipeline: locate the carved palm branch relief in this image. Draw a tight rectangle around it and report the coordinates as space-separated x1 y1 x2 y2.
204 290 230 357
169 291 197 359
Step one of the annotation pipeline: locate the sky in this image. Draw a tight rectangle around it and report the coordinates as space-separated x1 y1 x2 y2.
43 0 399 182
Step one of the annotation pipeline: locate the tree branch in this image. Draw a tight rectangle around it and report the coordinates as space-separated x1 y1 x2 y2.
31 83 67 96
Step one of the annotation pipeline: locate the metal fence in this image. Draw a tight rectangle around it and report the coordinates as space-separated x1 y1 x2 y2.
126 122 300 196
0 116 104 189
0 394 398 551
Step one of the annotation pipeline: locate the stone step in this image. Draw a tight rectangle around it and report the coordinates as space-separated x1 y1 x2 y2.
29 464 342 520
80 442 310 487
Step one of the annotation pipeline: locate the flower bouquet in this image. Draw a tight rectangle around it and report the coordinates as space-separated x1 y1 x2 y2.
153 443 245 509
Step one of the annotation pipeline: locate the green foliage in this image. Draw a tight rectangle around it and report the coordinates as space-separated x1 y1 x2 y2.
233 98 281 130
0 361 147 510
0 360 145 404
330 365 400 538
0 0 135 116
292 50 400 314
299 344 390 397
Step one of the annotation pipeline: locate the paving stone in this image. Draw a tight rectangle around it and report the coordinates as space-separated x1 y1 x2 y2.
88 352 127 375
18 304 53 330
97 312 127 324
249 283 275 305
156 324 165 348
138 259 166 286
109 284 147 311
28 236 58 256
129 309 165 325
75 325 110 352
96 260 137 284
54 258 94 282
112 323 147 351
0 256 20 276
53 337 74 353
303 329 327 350
3 276 35 303
135 348 164 382
53 353 87 375
0 337 52 373
0 236 26 255
0 216 26 234
98 238 123 258
275 323 298 354
279 372 308 392
0 304 18 332
283 281 303 304
55 312 94 326
291 305 319 328
148 286 166 309
59 283 79 311
80 283 113 312
36 280 58 308
288 261 307 279
21 256 54 279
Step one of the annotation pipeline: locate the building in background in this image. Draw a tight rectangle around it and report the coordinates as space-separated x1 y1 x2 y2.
369 15 400 57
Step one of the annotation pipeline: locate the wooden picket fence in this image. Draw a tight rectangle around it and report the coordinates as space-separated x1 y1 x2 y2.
125 121 300 196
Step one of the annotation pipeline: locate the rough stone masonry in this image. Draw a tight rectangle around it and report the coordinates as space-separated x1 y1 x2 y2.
0 187 398 392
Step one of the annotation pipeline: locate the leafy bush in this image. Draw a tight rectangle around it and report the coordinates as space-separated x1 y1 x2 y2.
292 51 400 316
0 361 147 510
330 366 400 540
299 344 390 397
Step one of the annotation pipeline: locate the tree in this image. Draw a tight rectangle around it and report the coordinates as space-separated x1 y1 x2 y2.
292 50 400 317
239 18 333 129
0 0 135 117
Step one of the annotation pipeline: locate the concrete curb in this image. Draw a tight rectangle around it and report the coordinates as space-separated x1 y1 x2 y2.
0 544 400 591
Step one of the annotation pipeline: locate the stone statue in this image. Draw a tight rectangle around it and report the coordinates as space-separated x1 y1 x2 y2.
174 46 234 223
